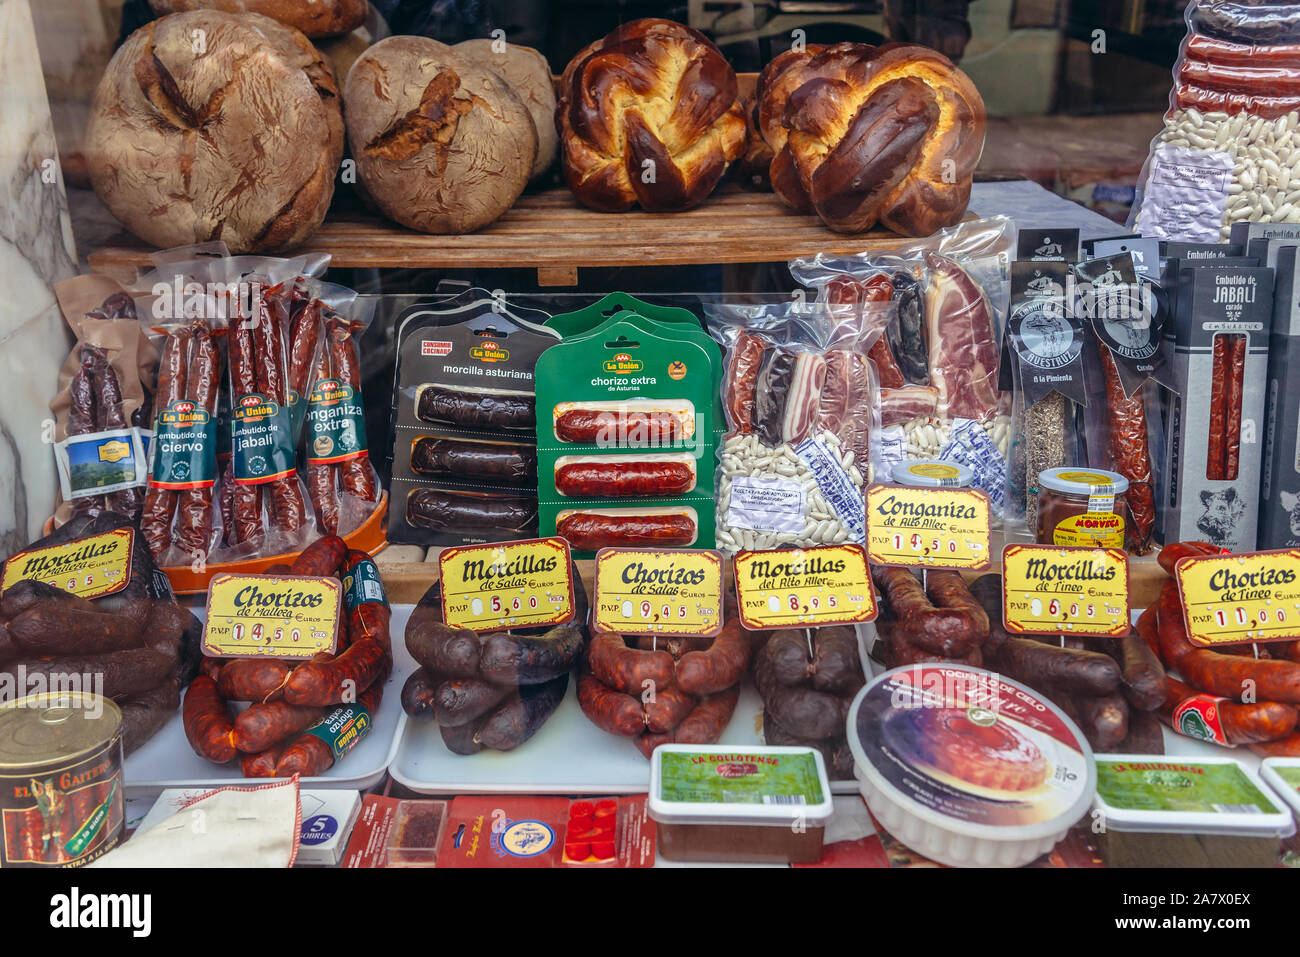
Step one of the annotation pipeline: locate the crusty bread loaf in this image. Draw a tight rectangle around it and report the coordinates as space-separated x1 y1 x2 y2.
454 39 557 182
557 18 746 212
343 36 537 234
765 43 985 235
85 11 342 253
148 0 366 39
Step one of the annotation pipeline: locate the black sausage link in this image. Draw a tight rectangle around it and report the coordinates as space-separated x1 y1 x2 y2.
407 489 538 535
411 437 536 482
991 637 1122 696
433 677 513 726
474 674 569 751
417 385 535 430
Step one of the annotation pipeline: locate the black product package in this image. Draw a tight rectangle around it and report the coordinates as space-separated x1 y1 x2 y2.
1260 245 1300 548
1164 263 1274 551
387 291 558 547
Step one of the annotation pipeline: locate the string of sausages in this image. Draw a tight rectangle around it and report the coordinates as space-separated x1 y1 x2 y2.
181 536 391 777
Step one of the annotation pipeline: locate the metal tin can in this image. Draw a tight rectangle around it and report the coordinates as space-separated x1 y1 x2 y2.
0 693 123 867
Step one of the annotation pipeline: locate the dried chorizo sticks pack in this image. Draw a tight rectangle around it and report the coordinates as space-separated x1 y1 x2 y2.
50 276 156 528
1074 252 1176 555
388 292 556 547
535 313 720 557
288 281 381 537
1162 259 1274 551
790 216 1014 513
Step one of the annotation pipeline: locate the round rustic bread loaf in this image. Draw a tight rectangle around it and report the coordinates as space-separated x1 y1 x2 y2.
147 0 367 39
343 36 537 234
86 11 342 253
557 18 746 212
453 38 557 181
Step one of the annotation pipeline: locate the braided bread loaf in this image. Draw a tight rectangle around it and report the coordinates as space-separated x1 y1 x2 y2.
558 18 746 212
763 43 985 236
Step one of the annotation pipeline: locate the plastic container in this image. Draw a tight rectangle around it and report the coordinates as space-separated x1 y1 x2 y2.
648 745 834 863
891 459 974 488
1036 467 1128 548
848 664 1095 868
384 799 448 868
1095 756 1293 868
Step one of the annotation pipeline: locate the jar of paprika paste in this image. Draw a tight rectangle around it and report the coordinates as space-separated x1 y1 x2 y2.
1036 467 1128 549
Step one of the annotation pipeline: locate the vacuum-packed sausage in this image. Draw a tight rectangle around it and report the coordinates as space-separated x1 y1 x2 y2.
555 459 695 498
555 408 684 444
1224 334 1247 480
174 324 222 557
329 317 379 505
407 489 538 535
1100 345 1155 550
556 511 696 549
418 385 535 430
182 675 236 763
474 674 569 751
411 437 536 482
140 327 190 557
723 331 766 433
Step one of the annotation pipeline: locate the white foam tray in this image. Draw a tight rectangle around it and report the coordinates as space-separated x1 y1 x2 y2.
123 610 413 798
390 620 874 795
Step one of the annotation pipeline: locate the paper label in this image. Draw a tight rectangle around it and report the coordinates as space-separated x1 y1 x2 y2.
1170 696 1231 747
203 574 341 658
231 393 296 485
306 378 369 465
1137 145 1233 243
875 426 907 478
593 548 723 636
1 528 134 600
150 401 217 490
1002 544 1130 637
307 702 373 761
865 485 992 570
794 438 865 541
1175 549 1300 646
1053 510 1125 549
939 419 1007 513
1096 759 1276 810
726 477 806 534
656 751 824 806
733 544 876 629
55 428 148 500
439 537 574 632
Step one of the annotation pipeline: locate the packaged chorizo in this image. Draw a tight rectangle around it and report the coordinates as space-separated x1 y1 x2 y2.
1134 1 1300 242
534 313 719 556
1161 259 1273 551
1074 252 1176 554
705 300 878 553
50 275 155 528
388 291 556 547
789 217 1014 514
293 282 381 537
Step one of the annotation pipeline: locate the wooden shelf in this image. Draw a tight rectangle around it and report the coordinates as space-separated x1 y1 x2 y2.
87 185 922 286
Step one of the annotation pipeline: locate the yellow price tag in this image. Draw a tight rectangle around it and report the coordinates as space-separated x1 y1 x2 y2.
1 528 134 600
733 545 876 630
1175 549 1300 647
593 548 723 637
439 537 575 633
203 574 342 659
865 484 992 570
1002 544 1130 637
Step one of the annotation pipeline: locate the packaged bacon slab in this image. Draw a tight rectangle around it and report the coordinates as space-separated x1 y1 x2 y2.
790 217 1014 515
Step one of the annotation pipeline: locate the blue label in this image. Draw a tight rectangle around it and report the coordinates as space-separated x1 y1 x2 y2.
301 814 339 845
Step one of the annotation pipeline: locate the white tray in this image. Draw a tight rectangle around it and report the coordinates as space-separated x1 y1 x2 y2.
123 615 414 798
391 622 868 795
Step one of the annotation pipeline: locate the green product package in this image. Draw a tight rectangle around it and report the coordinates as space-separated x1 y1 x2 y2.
534 314 719 557
657 750 825 806
1096 759 1276 814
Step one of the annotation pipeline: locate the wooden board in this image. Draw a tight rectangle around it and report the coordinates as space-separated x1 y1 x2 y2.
374 552 1170 610
86 185 924 286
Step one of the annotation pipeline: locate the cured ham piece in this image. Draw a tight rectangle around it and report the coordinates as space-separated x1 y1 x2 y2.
724 330 766 433
783 353 827 442
817 349 872 465
880 385 939 428
924 252 1001 421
